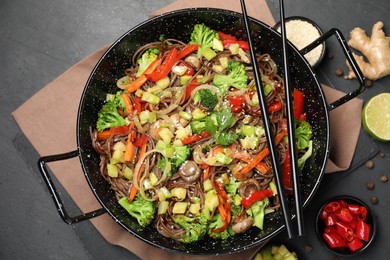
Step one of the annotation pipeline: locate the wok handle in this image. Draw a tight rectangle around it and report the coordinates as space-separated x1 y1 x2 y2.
300 28 366 111
38 150 106 224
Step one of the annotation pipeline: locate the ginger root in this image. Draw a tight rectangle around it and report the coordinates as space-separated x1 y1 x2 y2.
345 21 390 81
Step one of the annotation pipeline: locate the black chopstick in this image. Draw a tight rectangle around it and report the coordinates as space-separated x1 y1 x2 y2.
279 0 305 237
239 0 294 238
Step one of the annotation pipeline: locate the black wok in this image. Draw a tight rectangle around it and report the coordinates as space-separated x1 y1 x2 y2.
38 8 365 255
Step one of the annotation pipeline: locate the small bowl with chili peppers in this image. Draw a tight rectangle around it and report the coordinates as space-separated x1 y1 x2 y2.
316 195 377 257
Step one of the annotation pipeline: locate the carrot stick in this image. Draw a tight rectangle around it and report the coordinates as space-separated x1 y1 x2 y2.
121 93 133 115
97 130 111 141
143 58 162 75
239 131 287 174
218 198 227 221
123 133 135 162
125 74 148 93
128 184 138 203
202 164 211 180
257 162 269 174
212 146 224 156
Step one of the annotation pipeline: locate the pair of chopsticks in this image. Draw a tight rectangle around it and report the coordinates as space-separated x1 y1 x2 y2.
240 0 304 238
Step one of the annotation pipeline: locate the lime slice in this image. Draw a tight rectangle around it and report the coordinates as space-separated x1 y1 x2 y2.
362 93 390 141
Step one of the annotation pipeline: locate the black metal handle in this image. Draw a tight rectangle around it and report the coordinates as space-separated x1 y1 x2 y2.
38 150 106 224
300 28 366 110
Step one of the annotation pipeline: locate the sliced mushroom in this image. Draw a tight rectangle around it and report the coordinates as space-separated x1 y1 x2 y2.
184 55 201 70
232 216 254 234
178 160 201 183
149 119 164 141
169 113 188 128
238 179 260 198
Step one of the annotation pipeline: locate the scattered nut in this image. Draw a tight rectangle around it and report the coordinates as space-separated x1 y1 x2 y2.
365 79 373 88
327 51 334 59
366 182 375 190
370 196 379 205
365 160 374 169
304 244 313 253
335 69 344 77
380 175 388 183
378 151 385 158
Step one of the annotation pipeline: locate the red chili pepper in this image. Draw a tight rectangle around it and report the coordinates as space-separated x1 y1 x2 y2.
217 31 237 41
268 100 282 113
335 207 354 223
293 88 304 119
185 79 200 100
319 208 329 220
347 238 364 252
222 39 249 50
349 219 358 231
335 221 355 242
338 199 348 208
356 220 371 242
357 206 367 221
133 136 149 147
324 201 341 213
325 214 338 226
146 47 178 82
322 227 347 249
241 188 274 209
282 147 293 192
181 131 211 145
177 61 195 76
176 44 199 60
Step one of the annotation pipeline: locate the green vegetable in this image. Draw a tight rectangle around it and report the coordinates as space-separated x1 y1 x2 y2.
118 194 156 227
246 198 270 230
225 176 241 195
208 213 235 240
172 215 208 243
172 202 188 214
189 23 221 60
136 48 160 77
96 100 126 132
295 120 312 150
158 145 191 176
213 60 248 92
203 109 238 146
199 89 218 111
297 140 313 171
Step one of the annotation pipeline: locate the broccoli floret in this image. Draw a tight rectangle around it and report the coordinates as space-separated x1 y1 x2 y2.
114 91 126 111
158 145 191 176
118 194 156 227
230 203 242 217
136 48 160 77
213 60 248 92
189 24 221 60
295 120 313 150
225 176 241 195
246 198 270 230
190 120 206 134
207 213 234 240
198 89 218 111
96 100 126 132
172 214 208 243
298 140 313 171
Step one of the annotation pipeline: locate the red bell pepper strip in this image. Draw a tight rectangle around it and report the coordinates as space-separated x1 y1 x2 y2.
347 238 364 252
241 188 274 209
177 44 199 60
181 131 211 145
335 221 355 242
335 207 354 223
268 100 282 113
324 201 341 213
185 79 200 100
223 39 249 50
217 31 237 41
325 213 338 226
133 97 143 113
227 95 246 107
133 136 149 148
293 88 304 119
97 125 129 140
322 227 347 249
147 47 178 82
356 220 371 242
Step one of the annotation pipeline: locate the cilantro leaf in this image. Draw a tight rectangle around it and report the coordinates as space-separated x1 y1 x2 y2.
216 109 234 131
215 131 238 146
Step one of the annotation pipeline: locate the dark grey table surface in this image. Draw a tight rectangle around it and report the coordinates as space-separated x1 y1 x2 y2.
1 0 389 259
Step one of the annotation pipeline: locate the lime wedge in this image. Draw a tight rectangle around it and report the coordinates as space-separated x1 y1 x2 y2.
362 93 390 141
